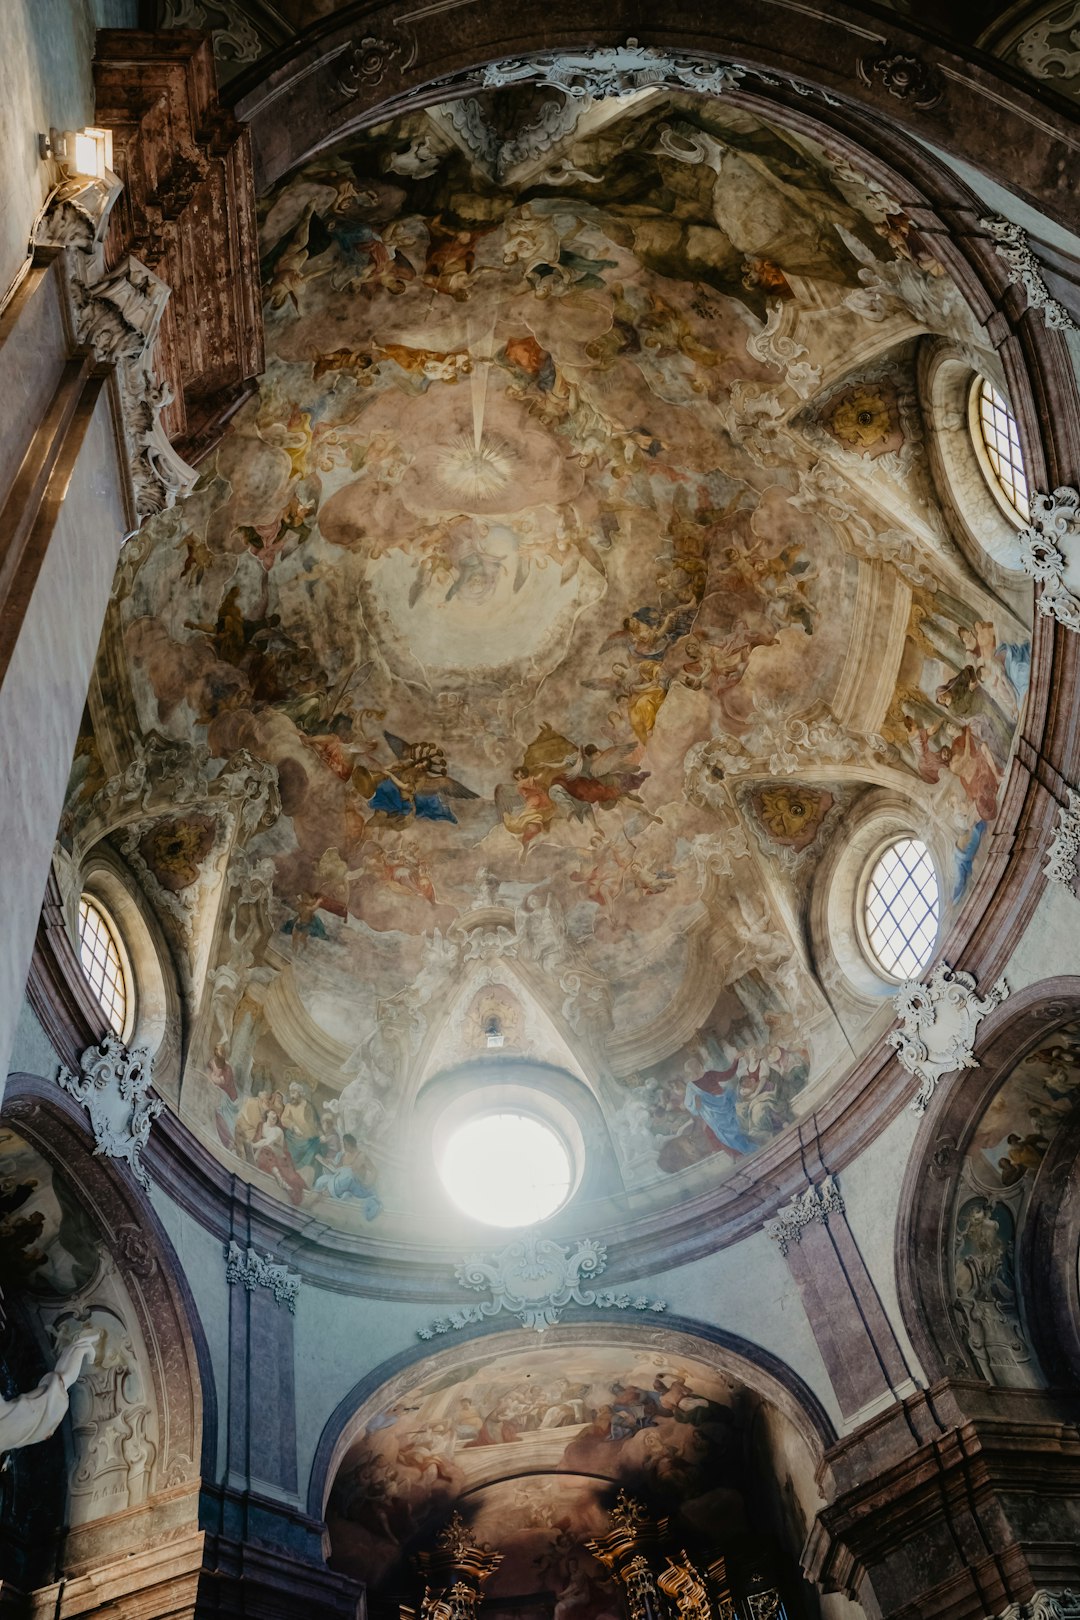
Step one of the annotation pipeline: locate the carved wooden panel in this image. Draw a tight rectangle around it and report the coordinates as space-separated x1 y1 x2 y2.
93 30 264 463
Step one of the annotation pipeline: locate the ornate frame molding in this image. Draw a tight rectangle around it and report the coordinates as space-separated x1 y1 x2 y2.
55 1033 162 1190
889 963 1010 1114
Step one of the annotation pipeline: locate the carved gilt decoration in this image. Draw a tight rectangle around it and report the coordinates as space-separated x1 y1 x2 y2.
56 1035 162 1190
889 963 1009 1114
766 1174 845 1255
223 1240 301 1311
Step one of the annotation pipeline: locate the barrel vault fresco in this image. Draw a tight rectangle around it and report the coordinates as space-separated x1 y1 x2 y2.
61 88 1031 1238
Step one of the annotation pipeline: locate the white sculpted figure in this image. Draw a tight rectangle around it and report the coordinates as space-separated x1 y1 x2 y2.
0 1328 99 1452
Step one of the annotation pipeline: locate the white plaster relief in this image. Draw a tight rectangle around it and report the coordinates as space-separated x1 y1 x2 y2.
1018 487 1080 632
889 963 1009 1115
37 185 197 519
1015 0 1080 88
224 1241 301 1311
1045 788 1080 890
56 1034 162 1191
981 215 1079 331
766 1175 845 1256
57 1307 157 1521
474 39 839 108
996 1592 1080 1620
419 1237 666 1336
479 40 749 103
158 0 264 63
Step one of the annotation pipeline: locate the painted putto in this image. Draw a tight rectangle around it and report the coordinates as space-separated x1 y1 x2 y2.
64 87 1031 1238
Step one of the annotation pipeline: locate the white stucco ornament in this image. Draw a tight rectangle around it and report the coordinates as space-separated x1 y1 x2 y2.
766 1175 845 1256
997 1592 1080 1620
223 1241 301 1311
981 216 1079 331
56 1034 162 1190
1018 487 1080 632
419 1236 666 1336
889 963 1009 1114
1045 788 1080 892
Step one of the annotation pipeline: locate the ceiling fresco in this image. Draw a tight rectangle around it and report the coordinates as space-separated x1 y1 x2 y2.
949 1021 1080 1387
325 1342 753 1592
64 89 1031 1239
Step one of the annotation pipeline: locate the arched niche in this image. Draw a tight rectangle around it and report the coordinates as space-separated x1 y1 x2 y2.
308 1317 848 1619
895 978 1080 1389
0 1074 213 1601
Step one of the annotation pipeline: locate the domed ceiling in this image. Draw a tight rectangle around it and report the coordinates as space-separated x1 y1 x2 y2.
63 86 1031 1242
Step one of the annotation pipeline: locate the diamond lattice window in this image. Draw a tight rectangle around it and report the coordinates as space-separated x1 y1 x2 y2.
975 377 1030 523
863 839 940 981
77 896 128 1036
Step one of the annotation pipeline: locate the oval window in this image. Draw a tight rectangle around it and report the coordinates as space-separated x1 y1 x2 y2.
862 838 940 981
77 895 130 1037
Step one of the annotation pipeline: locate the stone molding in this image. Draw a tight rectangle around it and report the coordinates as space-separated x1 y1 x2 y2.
766 1175 845 1256
420 1237 666 1336
981 216 1078 331
1019 487 1080 633
55 1033 162 1190
1045 788 1080 890
889 963 1009 1115
224 1240 301 1312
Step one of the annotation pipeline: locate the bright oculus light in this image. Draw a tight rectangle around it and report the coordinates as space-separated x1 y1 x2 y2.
439 1111 572 1227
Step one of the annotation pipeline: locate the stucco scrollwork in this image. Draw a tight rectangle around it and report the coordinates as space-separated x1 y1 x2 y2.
766 1174 845 1256
996 1589 1080 1619
980 216 1078 330
889 962 1009 1114
56 1035 162 1190
158 0 263 63
223 1240 301 1311
333 34 406 96
1045 788 1080 890
1016 0 1080 88
418 1237 666 1336
37 192 198 518
856 48 943 107
1018 487 1080 631
479 39 748 104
